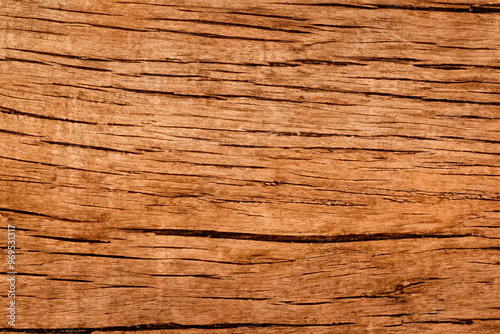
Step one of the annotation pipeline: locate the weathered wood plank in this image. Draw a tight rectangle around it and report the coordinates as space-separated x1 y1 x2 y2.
0 0 499 332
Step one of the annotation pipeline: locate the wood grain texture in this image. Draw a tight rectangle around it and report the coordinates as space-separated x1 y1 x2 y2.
0 0 499 332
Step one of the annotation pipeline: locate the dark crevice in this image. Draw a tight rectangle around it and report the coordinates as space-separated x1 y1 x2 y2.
414 63 500 70
151 159 267 169
53 62 111 72
226 11 308 21
0 208 85 222
312 23 379 29
46 252 162 260
38 6 114 16
2 15 148 32
295 59 366 66
123 228 474 244
0 129 40 137
146 18 310 34
139 73 209 79
0 272 47 277
41 140 141 155
29 235 109 244
0 106 98 125
103 285 153 289
1 57 50 65
281 3 500 14
6 48 111 62
48 278 94 283
196 296 269 300
149 274 222 279
407 319 474 325
0 322 355 333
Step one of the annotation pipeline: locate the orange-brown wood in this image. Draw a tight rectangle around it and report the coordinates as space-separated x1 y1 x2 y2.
0 0 499 333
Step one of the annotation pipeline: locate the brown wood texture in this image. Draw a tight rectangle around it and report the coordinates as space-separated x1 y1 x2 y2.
1 0 500 333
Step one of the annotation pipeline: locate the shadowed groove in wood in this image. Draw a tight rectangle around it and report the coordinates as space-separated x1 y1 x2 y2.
122 228 476 243
0 321 357 333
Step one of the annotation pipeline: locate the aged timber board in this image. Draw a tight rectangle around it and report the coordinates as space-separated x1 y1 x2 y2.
0 0 499 333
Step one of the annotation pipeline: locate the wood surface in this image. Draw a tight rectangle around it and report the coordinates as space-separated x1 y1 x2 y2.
0 0 499 333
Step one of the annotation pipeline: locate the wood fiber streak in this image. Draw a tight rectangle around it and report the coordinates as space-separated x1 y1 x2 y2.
0 0 499 333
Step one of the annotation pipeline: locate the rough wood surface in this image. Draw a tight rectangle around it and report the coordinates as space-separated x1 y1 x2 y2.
0 0 499 333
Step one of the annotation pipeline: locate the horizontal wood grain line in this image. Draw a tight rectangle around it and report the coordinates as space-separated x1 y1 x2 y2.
28 235 110 244
0 321 357 333
122 229 475 243
0 106 98 125
0 208 88 223
40 140 142 155
143 18 311 34
37 6 115 16
281 3 500 14
1 15 297 42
